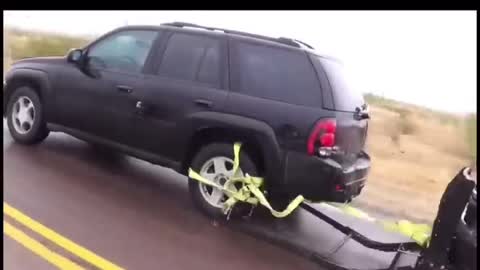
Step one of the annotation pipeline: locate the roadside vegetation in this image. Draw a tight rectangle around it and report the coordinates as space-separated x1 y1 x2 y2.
4 27 91 74
362 93 475 222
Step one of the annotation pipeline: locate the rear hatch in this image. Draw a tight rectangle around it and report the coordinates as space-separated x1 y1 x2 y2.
311 55 369 163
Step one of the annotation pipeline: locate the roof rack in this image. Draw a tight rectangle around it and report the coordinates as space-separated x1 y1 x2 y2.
292 39 314 50
161 22 314 50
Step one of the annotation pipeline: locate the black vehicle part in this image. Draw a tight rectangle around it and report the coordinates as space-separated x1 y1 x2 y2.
161 21 313 50
300 203 422 253
4 68 53 118
188 143 259 219
6 86 50 144
180 112 283 190
415 167 476 270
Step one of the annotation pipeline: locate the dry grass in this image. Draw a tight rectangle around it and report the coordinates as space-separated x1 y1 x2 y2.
3 27 91 71
355 103 474 223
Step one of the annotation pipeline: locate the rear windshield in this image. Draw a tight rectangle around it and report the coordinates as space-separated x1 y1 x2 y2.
312 55 365 112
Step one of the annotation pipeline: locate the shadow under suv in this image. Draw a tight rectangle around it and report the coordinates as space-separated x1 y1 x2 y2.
3 22 371 218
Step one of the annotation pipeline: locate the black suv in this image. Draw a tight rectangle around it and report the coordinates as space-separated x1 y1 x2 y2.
4 22 371 218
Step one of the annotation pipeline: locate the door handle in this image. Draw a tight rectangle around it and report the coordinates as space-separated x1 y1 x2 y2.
117 85 133 93
194 99 213 108
135 101 148 116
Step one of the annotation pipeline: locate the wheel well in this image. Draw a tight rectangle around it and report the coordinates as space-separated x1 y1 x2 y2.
182 127 266 176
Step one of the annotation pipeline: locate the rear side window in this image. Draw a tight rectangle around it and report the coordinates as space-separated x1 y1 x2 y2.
230 41 322 107
157 32 222 88
311 56 365 112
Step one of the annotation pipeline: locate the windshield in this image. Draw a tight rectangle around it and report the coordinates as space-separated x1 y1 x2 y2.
313 56 365 112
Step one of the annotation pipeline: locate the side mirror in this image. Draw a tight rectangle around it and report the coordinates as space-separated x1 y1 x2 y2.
66 49 83 64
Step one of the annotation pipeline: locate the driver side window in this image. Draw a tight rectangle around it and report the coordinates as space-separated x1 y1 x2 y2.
87 30 159 74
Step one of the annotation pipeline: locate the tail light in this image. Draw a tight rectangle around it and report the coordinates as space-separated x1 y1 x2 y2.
307 118 336 156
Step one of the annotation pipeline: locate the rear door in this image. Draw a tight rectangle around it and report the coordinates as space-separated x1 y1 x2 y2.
131 30 229 161
310 55 369 161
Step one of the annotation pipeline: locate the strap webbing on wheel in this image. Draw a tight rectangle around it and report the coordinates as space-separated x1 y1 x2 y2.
189 142 304 218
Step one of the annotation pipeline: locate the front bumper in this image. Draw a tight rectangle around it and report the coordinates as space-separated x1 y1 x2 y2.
283 151 370 203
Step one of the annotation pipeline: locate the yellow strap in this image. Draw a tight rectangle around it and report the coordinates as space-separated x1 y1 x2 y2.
188 169 226 191
246 181 305 218
387 220 431 247
232 143 241 176
333 203 376 221
325 202 431 247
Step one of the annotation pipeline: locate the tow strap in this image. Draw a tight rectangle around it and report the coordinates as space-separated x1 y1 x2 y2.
321 202 432 247
188 142 432 247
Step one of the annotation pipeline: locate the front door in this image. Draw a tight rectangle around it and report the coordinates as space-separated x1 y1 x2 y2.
53 29 161 145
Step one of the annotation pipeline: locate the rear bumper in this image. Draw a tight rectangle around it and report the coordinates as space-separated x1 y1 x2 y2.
283 151 370 203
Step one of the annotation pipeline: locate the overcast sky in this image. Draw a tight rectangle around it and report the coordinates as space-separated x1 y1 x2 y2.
4 11 477 114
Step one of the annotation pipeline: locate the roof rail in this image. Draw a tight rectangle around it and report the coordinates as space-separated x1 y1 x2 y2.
161 22 314 49
293 39 314 50
162 22 217 31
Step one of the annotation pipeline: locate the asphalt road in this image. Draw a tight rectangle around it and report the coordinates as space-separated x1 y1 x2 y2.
3 122 322 270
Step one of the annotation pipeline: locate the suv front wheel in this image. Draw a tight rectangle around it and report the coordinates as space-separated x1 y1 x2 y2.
188 143 259 219
6 86 49 144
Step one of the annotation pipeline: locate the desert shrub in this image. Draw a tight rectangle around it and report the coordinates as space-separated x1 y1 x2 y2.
398 109 417 135
391 133 400 145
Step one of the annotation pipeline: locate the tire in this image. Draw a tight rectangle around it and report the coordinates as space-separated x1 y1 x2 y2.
6 86 49 145
188 143 259 219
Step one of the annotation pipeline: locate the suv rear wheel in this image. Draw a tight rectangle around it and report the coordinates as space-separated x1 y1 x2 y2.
6 86 49 144
188 143 259 219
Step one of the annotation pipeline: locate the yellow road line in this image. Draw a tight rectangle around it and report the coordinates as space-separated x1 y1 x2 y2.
4 202 125 270
4 221 85 270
